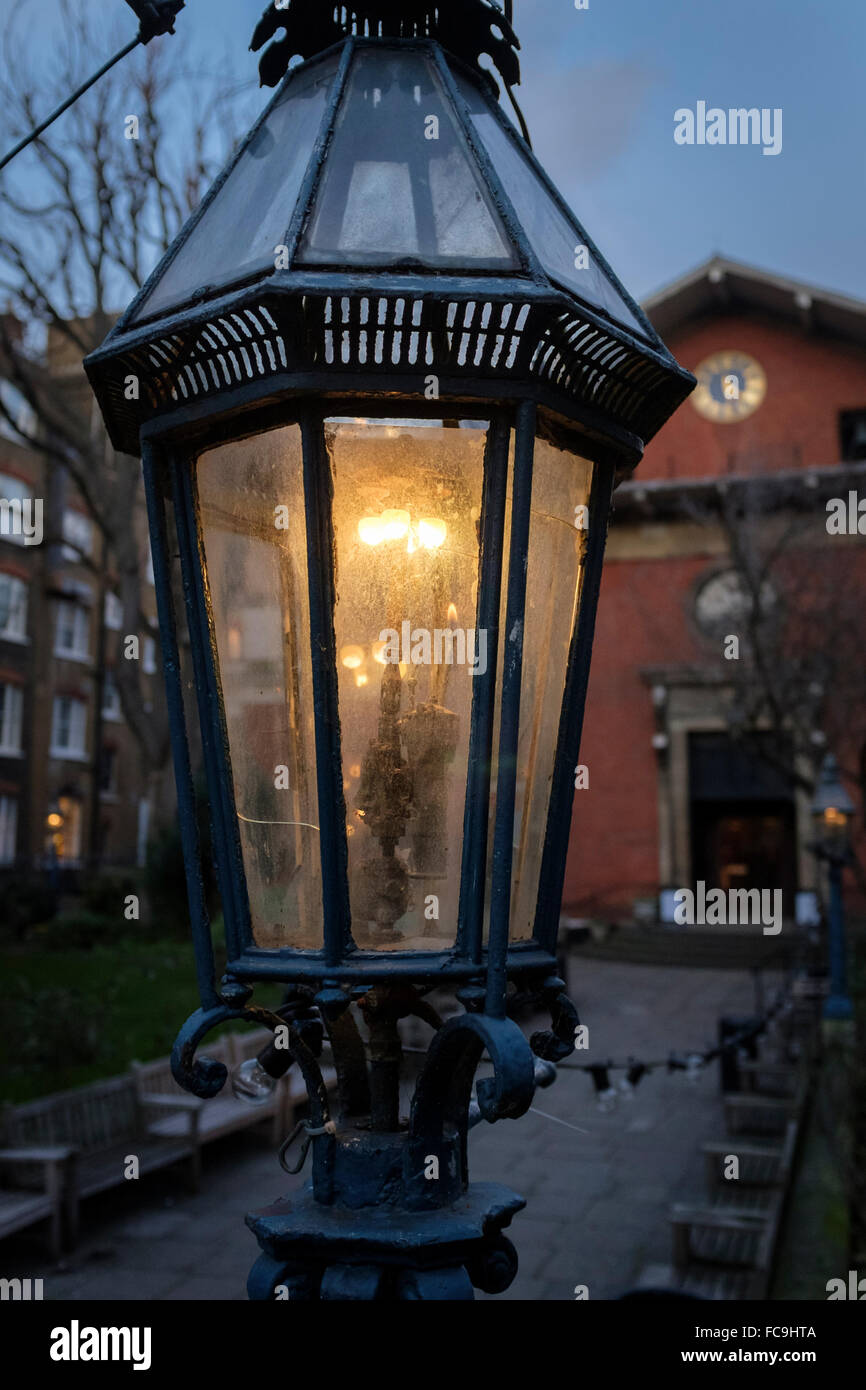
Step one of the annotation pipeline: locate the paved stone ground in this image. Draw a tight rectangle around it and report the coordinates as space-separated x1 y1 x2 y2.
8 957 779 1302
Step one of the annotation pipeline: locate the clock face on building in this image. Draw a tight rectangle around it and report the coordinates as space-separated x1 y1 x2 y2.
691 350 767 423
694 568 776 635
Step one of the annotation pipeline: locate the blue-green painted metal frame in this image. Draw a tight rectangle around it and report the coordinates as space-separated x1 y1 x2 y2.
141 390 612 1013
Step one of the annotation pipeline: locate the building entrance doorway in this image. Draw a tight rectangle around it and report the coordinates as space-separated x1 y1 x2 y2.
688 733 797 916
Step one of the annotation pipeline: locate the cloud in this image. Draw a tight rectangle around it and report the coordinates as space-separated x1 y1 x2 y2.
519 61 658 183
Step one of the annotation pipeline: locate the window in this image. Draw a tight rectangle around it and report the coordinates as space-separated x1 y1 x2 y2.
0 681 23 754
0 574 28 641
99 745 118 795
0 472 35 548
55 600 90 660
143 635 157 674
104 591 123 629
48 794 83 863
0 381 36 444
0 795 17 864
62 510 93 563
50 696 88 759
102 669 122 721
839 409 866 462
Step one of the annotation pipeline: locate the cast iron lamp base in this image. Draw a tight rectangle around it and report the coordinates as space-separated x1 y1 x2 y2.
247 1181 524 1300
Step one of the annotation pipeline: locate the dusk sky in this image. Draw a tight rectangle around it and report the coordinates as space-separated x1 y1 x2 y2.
3 0 864 304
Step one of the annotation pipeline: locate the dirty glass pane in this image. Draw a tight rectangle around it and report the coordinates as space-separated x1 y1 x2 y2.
134 55 338 321
197 426 322 950
484 435 594 942
509 439 594 940
326 417 489 950
298 49 515 268
453 70 646 336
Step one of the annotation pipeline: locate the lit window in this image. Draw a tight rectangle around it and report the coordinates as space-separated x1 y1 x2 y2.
0 795 17 865
55 600 90 660
48 794 83 862
0 681 24 754
62 510 93 563
50 695 88 759
0 573 28 641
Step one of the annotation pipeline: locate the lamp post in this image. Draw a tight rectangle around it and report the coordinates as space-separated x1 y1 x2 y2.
811 753 855 1022
85 0 694 1300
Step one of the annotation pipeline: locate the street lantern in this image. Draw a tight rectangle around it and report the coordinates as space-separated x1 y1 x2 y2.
85 1 693 1300
810 753 855 1021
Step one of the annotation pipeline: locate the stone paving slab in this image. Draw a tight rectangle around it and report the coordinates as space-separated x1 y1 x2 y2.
2 958 777 1302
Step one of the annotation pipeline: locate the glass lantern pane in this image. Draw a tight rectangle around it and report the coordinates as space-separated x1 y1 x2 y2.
326 416 489 950
484 434 594 943
509 439 593 940
197 426 322 950
452 71 646 337
298 50 515 268
133 55 339 322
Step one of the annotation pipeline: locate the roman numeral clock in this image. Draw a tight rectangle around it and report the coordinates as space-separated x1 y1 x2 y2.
691 350 767 424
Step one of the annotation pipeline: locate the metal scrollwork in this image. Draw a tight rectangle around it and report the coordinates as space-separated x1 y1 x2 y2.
250 1 521 99
529 978 581 1062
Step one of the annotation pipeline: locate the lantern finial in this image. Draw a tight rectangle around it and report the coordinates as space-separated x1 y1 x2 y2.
250 0 521 97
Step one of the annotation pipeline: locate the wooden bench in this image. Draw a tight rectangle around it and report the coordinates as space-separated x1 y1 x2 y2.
132 1029 335 1150
738 1059 804 1097
3 1075 200 1246
724 1090 805 1138
635 1115 801 1299
0 1146 75 1257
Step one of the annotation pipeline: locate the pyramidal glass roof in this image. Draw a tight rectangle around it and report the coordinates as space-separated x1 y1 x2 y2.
130 43 652 343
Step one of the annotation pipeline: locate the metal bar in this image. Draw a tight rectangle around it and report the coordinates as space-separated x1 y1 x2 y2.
226 944 557 983
473 82 659 347
117 45 347 332
282 37 355 261
137 374 644 468
141 443 218 1009
0 37 140 173
486 399 536 1016
429 44 543 283
533 461 615 953
457 416 510 963
172 457 251 960
300 413 352 967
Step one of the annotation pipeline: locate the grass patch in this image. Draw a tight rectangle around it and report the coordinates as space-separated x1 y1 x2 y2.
0 936 283 1104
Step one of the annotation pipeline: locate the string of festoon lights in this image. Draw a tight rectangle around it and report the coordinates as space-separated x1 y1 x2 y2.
555 989 794 1112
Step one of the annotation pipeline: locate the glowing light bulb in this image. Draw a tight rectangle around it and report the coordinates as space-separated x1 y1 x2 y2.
381 509 410 542
355 673 368 688
372 640 388 665
418 517 447 550
231 1058 276 1106
340 644 365 670
358 516 386 546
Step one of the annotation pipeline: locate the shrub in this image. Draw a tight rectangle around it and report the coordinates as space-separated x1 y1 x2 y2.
144 785 219 936
0 874 58 941
35 911 120 951
83 871 142 920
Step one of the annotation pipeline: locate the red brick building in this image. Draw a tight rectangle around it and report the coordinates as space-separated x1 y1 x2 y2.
563 258 866 921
